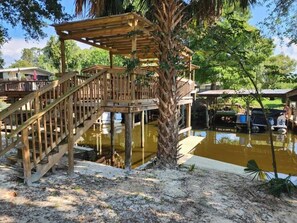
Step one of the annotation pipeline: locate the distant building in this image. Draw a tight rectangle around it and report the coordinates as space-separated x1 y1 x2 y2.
0 67 53 81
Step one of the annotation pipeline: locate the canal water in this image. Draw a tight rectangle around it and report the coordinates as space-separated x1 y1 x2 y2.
77 123 297 176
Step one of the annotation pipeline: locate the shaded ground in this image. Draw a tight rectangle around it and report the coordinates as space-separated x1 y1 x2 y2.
1 162 297 223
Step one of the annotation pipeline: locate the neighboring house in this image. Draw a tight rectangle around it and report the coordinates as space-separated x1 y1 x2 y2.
0 67 53 81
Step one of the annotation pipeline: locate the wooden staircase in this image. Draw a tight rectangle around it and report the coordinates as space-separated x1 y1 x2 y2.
0 70 107 184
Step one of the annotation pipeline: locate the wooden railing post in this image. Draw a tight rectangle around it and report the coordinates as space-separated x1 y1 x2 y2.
22 128 32 185
67 95 74 176
131 73 135 100
104 73 108 103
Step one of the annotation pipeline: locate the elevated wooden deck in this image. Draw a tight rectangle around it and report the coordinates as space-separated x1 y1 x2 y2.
0 68 196 184
0 80 51 98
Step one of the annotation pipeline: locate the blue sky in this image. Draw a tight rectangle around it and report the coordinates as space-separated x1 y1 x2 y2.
1 2 297 67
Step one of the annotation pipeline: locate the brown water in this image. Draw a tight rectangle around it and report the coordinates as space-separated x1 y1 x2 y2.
192 130 297 176
78 123 297 175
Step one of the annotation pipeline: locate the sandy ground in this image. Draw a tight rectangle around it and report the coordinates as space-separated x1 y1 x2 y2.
1 160 297 223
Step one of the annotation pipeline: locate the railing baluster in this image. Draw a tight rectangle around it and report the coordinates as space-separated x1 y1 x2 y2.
32 122 37 166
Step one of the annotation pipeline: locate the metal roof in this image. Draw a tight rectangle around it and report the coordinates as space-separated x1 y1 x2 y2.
0 67 53 76
198 89 291 98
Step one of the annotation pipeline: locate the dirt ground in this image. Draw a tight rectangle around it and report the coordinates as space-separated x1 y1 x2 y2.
1 161 297 223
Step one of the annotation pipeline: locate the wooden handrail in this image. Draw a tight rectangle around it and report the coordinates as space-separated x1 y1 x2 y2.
9 69 107 138
0 73 77 120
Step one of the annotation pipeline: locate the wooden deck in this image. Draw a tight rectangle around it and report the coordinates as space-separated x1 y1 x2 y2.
0 80 50 98
0 69 196 184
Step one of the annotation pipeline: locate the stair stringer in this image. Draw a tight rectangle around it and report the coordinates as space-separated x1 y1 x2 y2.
29 108 105 183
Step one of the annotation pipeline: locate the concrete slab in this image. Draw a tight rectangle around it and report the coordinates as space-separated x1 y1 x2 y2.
178 154 246 176
74 160 128 180
178 136 204 155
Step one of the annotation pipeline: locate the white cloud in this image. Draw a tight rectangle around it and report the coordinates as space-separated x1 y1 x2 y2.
1 38 48 67
273 37 297 60
1 38 91 67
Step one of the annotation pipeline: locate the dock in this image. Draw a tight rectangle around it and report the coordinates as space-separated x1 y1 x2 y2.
178 136 205 155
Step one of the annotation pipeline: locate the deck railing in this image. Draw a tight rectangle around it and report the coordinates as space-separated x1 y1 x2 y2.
7 70 106 183
0 73 78 156
0 80 50 93
82 68 195 103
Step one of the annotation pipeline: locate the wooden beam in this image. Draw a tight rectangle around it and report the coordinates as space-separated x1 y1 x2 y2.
109 51 113 68
125 113 132 170
59 26 133 40
110 112 115 166
54 13 135 31
60 39 66 73
22 128 32 185
141 111 145 148
68 95 74 175
186 103 191 137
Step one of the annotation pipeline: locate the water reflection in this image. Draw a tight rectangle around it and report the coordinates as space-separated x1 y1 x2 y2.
77 122 297 176
77 122 158 168
193 130 297 176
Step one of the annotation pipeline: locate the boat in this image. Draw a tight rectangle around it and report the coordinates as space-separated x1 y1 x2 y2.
99 112 122 124
251 108 287 133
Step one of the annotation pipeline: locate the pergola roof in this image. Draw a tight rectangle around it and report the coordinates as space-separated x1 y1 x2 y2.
198 89 291 98
53 12 192 59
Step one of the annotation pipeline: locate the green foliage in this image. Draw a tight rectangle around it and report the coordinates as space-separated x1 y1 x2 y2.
0 51 4 68
188 164 196 172
7 36 125 72
244 160 268 181
265 176 296 197
0 0 70 44
245 160 296 197
263 1 297 45
189 10 296 90
9 60 33 68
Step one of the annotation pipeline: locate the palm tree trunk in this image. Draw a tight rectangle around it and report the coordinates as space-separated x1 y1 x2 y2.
154 0 184 167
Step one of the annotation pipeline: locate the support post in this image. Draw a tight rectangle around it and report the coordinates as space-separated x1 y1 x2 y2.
110 112 115 166
141 111 145 148
246 101 250 133
109 51 113 68
205 101 209 129
22 128 32 185
68 95 74 175
130 19 137 101
186 103 191 137
145 110 148 124
60 38 66 74
125 113 132 170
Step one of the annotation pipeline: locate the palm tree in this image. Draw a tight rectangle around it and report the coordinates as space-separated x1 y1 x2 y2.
74 0 256 168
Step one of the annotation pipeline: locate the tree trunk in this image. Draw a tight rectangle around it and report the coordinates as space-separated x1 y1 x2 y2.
154 0 184 167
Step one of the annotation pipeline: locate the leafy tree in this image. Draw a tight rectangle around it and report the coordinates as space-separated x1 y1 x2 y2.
10 47 43 68
260 54 297 89
74 0 256 168
0 0 70 44
0 51 4 68
80 47 124 69
263 0 297 44
194 11 280 178
9 60 33 68
43 36 82 72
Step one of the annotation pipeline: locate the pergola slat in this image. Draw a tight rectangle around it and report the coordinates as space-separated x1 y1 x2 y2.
53 12 192 60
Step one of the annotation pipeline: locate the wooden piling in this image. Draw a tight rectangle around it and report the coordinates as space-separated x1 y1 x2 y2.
186 103 191 137
125 113 132 170
22 128 32 185
68 95 74 176
141 111 145 148
110 112 115 166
